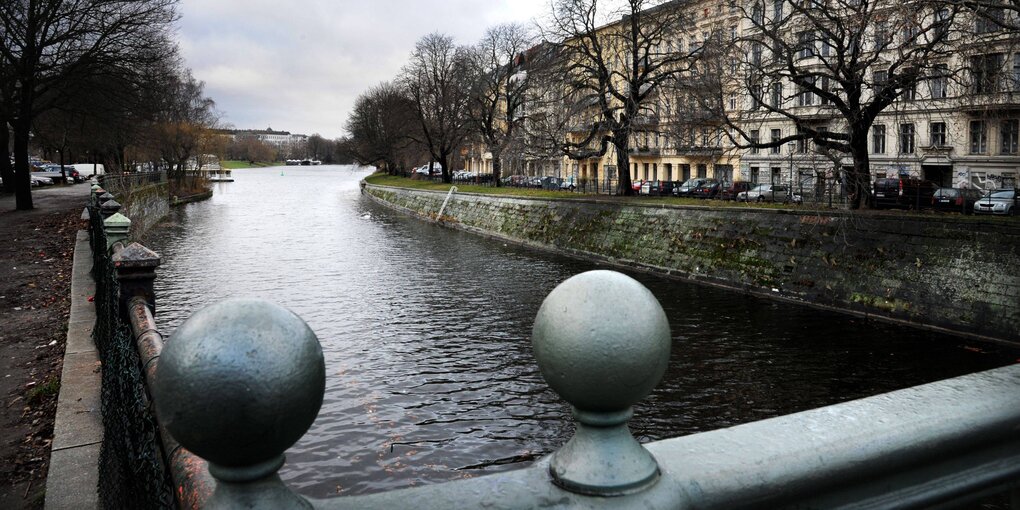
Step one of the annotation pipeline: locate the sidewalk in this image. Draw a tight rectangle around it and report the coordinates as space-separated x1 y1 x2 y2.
0 184 91 509
44 231 100 509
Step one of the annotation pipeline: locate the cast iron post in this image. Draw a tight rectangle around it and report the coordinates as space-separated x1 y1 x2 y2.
100 198 122 219
532 270 671 496
104 213 131 253
152 299 325 509
112 242 159 314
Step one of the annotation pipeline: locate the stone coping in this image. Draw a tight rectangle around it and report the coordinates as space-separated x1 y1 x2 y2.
45 231 100 510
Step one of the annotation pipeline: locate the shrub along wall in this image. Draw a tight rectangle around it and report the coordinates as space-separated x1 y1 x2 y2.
366 184 1020 344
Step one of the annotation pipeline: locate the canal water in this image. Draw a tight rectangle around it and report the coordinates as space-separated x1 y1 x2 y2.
145 166 1019 498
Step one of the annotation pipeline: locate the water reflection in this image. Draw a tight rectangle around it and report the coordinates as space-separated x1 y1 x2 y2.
145 166 1019 498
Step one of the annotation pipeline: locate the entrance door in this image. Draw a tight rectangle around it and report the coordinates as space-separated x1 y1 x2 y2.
922 165 953 187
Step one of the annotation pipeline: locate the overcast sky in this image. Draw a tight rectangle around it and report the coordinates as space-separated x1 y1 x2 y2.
175 1 550 139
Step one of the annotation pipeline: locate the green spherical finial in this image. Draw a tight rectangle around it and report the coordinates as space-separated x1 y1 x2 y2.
532 270 671 413
154 299 325 472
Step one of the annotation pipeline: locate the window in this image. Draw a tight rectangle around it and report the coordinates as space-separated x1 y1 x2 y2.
972 53 1004 93
697 164 708 178
797 80 815 106
1013 54 1020 91
771 82 783 107
930 122 946 147
820 36 832 57
729 94 737 110
929 64 948 98
903 82 917 101
872 124 886 154
820 76 831 105
752 2 764 24
750 83 763 109
797 32 815 59
751 166 760 183
874 69 888 86
899 123 915 154
1001 120 1018 154
976 7 1004 34
750 129 761 153
771 128 782 153
796 128 808 153
773 0 784 21
751 42 763 66
934 8 950 39
874 22 891 50
969 120 987 154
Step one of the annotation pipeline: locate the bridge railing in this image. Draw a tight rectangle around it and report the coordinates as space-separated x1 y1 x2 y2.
88 184 1020 509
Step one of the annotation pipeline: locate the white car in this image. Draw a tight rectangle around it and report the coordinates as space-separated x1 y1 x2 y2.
737 184 802 204
30 174 53 187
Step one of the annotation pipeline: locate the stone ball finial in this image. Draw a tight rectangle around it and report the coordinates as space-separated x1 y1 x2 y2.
532 270 671 413
153 298 325 477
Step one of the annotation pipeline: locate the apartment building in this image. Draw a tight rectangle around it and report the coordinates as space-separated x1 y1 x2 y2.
467 0 1018 192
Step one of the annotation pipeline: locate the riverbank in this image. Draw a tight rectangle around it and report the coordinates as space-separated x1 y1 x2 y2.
365 182 1020 345
0 185 89 509
221 160 277 169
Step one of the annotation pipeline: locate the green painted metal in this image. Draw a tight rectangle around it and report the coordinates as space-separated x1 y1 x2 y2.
152 298 325 510
103 213 131 251
532 270 670 495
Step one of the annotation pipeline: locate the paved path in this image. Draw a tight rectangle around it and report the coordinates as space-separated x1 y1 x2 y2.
0 185 91 216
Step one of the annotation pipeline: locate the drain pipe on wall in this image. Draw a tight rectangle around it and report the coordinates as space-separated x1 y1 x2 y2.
436 186 457 221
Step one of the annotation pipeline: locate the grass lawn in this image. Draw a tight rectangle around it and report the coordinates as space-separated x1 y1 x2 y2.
221 160 278 169
364 173 817 209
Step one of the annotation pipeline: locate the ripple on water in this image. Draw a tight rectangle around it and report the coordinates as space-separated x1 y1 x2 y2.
143 166 1020 499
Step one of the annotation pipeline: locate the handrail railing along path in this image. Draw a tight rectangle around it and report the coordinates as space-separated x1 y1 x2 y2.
90 182 1020 509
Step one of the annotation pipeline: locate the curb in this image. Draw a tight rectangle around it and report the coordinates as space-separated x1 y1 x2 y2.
44 231 100 509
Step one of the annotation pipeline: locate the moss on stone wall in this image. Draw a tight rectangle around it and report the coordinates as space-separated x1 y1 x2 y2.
365 184 1020 343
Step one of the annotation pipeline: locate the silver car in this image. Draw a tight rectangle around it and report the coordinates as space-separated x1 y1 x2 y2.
973 189 1017 216
737 184 802 204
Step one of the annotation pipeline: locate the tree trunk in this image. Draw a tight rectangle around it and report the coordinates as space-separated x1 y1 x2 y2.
847 128 872 210
12 118 34 210
614 134 633 196
491 150 502 188
439 154 452 184
0 121 13 193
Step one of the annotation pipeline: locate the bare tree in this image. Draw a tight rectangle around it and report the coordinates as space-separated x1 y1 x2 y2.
467 23 536 186
716 0 961 208
544 0 698 195
0 0 178 209
345 82 417 174
402 32 473 184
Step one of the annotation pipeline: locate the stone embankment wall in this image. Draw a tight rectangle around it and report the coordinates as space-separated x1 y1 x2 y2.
366 184 1020 343
102 180 170 238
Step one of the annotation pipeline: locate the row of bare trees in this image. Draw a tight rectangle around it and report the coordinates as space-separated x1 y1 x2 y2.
1 0 220 209
345 0 1017 204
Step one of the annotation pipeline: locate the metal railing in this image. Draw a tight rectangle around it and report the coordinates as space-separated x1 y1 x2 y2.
88 184 1020 509
98 170 168 193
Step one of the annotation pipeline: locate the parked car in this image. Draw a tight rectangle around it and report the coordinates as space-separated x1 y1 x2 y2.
973 188 1018 216
673 178 707 197
690 179 721 199
737 183 802 203
639 180 671 196
931 187 984 214
718 181 754 201
560 176 578 191
631 180 644 193
29 174 53 187
872 177 938 210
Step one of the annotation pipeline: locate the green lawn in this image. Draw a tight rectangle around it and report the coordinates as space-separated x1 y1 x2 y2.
364 173 809 208
364 173 592 199
221 160 278 169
